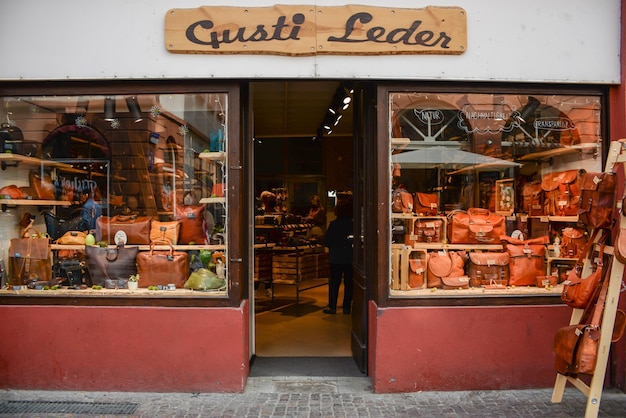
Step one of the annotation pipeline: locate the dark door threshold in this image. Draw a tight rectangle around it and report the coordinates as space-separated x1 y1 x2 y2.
249 356 365 377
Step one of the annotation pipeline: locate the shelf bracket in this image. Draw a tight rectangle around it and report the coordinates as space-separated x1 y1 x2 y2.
1 160 19 170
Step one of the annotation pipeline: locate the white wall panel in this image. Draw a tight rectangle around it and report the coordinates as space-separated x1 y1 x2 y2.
0 0 620 83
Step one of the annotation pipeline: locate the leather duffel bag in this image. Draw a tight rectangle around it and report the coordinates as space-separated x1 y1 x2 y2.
136 241 189 288
96 214 152 245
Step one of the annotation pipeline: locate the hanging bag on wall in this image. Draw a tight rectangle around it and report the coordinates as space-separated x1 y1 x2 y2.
501 235 549 287
577 171 617 230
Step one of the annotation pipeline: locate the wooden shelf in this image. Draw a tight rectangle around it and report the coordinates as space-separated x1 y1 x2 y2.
199 197 226 204
0 199 72 206
51 244 226 251
0 153 71 170
199 152 226 161
516 143 597 162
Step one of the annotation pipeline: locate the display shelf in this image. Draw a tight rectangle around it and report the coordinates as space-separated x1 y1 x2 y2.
51 244 226 251
517 143 598 162
0 199 72 207
395 242 503 251
199 197 226 204
199 151 226 161
0 153 72 170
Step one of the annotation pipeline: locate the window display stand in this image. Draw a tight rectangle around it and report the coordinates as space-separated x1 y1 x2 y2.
551 140 626 417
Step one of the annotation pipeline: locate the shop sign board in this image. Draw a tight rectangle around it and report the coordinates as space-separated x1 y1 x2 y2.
164 5 466 56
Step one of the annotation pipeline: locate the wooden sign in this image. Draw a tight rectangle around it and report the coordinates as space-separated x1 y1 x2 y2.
164 5 466 56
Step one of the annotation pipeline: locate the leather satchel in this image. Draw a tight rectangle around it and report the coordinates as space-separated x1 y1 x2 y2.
561 227 588 259
577 172 617 230
29 171 56 200
408 256 426 289
448 208 506 244
392 189 413 214
467 252 510 287
501 235 549 286
84 244 138 286
427 251 469 289
8 227 51 285
96 214 152 245
175 205 207 244
57 230 88 245
561 229 608 309
413 218 443 243
413 192 438 216
541 170 584 216
522 181 543 216
149 220 181 245
136 241 189 288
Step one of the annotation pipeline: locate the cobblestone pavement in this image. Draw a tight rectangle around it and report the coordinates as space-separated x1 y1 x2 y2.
1 377 626 417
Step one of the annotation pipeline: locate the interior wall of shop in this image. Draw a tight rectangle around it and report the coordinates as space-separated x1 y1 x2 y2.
0 302 249 392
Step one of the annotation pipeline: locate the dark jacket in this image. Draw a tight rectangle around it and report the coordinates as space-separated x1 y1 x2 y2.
325 216 353 264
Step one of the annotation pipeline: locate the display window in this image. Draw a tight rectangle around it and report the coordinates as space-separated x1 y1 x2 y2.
388 91 604 298
0 92 230 297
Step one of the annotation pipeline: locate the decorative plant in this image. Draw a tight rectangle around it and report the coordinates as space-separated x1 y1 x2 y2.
129 274 140 282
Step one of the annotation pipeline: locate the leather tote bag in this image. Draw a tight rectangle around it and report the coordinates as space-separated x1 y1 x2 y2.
467 252 510 287
8 226 51 285
501 235 549 287
175 205 207 244
448 208 506 244
136 241 189 288
84 244 138 286
96 214 152 245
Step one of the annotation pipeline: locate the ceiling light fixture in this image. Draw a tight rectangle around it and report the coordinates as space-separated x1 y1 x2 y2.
104 97 116 121
125 96 143 123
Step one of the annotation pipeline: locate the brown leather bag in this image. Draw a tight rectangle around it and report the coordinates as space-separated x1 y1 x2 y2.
541 170 584 216
561 227 588 259
413 218 443 243
467 252 510 287
29 171 56 200
8 227 51 285
501 235 549 286
0 184 27 199
96 215 152 245
448 208 506 244
149 220 181 245
408 256 425 289
561 229 608 309
553 273 608 376
392 189 413 214
427 251 469 289
84 244 139 286
136 241 189 288
522 181 543 216
577 172 617 229
413 192 438 216
175 205 207 244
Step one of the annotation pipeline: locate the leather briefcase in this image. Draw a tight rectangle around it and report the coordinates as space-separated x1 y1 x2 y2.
448 208 506 244
96 215 152 245
467 252 510 287
136 241 189 288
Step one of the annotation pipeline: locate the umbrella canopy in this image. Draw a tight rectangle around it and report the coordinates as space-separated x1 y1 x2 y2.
391 146 521 172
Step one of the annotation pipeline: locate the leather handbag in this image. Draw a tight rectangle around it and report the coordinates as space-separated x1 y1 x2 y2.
391 189 413 214
447 208 506 244
577 171 617 230
467 252 510 287
413 192 438 216
541 170 584 216
408 255 426 289
96 214 152 245
561 227 588 259
29 171 56 200
561 229 609 309
553 274 609 376
522 181 543 216
8 226 52 285
427 251 469 289
84 244 138 286
136 241 189 288
149 220 181 245
175 205 207 244
413 218 443 243
43 210 89 242
0 184 27 199
501 235 549 286
57 230 88 245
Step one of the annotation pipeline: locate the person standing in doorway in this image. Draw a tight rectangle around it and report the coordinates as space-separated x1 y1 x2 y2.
323 199 353 314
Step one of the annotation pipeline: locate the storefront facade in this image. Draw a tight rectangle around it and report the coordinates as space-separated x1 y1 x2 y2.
1 0 625 394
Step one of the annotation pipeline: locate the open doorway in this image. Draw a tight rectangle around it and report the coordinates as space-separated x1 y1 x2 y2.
250 81 357 364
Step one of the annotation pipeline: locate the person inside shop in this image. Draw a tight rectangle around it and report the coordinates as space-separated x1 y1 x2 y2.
323 199 353 315
259 190 277 213
305 194 326 242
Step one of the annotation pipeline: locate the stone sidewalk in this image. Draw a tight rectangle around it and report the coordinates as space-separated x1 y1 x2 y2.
1 377 626 417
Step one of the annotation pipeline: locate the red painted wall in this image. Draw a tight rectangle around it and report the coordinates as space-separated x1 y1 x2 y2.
368 301 574 393
0 301 249 393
